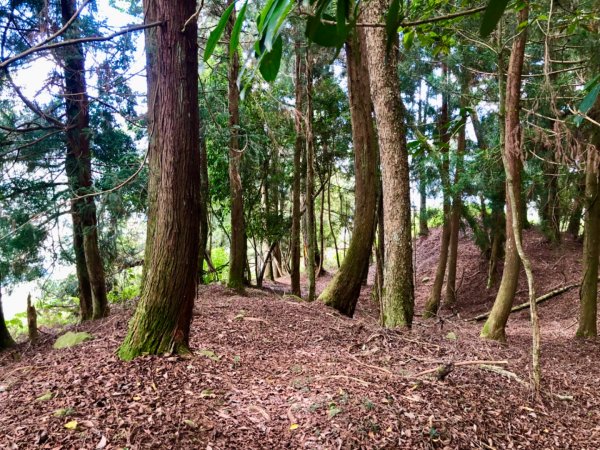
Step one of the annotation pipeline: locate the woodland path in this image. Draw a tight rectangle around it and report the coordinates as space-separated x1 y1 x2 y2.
1 229 599 449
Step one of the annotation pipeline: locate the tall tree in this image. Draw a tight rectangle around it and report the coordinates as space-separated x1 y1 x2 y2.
364 0 414 327
226 1 246 291
118 0 200 360
60 0 108 320
481 5 529 342
319 27 377 316
305 51 317 301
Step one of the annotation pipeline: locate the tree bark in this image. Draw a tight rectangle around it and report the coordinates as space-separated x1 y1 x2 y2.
72 218 92 320
226 2 246 291
290 41 304 297
0 287 15 351
365 0 414 327
118 0 200 360
481 6 529 342
424 63 451 318
576 99 600 338
61 0 107 320
305 51 317 302
320 28 378 317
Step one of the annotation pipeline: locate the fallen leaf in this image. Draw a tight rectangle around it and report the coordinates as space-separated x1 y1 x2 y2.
290 423 299 430
198 349 220 361
36 392 53 402
96 435 108 449
64 420 78 430
184 419 198 429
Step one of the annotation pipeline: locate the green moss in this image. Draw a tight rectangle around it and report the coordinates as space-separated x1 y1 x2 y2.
53 331 93 349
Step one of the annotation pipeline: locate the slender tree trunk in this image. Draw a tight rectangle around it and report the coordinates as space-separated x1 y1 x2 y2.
576 99 600 338
566 175 584 239
445 72 469 307
543 145 561 243
365 1 414 327
0 287 15 350
198 124 210 282
418 178 429 236
482 6 529 342
305 52 317 302
290 41 304 297
424 63 451 318
118 0 200 360
226 2 246 291
318 184 325 276
327 168 341 268
320 28 378 316
61 0 107 320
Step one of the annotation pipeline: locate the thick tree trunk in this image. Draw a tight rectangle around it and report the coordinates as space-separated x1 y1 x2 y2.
319 29 378 316
72 217 92 320
118 0 200 360
445 73 469 307
424 63 451 318
305 52 317 302
226 3 246 291
0 287 15 350
482 6 528 342
290 41 304 297
576 101 600 338
61 0 107 320
365 1 414 327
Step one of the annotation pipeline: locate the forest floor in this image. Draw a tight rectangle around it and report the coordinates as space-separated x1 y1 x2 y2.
1 228 600 449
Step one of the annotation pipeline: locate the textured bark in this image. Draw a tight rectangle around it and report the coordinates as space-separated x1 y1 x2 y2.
0 287 15 351
118 0 200 360
577 103 600 338
567 174 584 239
305 53 317 302
72 217 92 320
27 293 38 343
226 2 246 291
424 63 451 318
542 145 561 243
365 0 414 327
290 42 304 297
320 29 378 316
61 0 107 320
418 178 429 237
445 73 469 307
482 6 528 342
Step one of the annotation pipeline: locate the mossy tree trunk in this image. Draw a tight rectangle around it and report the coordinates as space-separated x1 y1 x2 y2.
365 0 414 327
226 2 246 292
305 51 317 302
319 28 378 317
576 98 600 338
72 218 92 320
118 0 201 360
424 63 451 318
61 0 107 320
290 41 304 297
481 6 528 342
0 287 15 351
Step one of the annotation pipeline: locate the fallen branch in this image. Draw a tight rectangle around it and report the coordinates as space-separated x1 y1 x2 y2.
471 278 600 322
413 360 509 379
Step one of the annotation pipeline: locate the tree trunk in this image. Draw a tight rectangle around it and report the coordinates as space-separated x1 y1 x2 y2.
0 287 15 350
481 6 528 342
567 174 584 239
327 167 341 268
320 28 378 317
305 51 317 302
445 72 469 307
61 0 107 320
418 177 429 236
27 293 38 344
576 99 600 338
364 1 414 327
226 2 246 291
72 217 92 320
290 41 304 297
424 63 451 318
118 0 200 360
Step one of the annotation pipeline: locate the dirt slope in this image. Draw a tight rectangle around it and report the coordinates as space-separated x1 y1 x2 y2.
1 229 599 449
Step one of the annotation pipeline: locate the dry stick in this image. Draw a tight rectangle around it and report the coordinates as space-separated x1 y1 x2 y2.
413 360 509 378
470 279 600 321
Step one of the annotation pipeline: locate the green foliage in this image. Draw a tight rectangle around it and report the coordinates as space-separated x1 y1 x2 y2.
107 268 141 304
53 331 93 349
480 0 510 37
203 1 236 63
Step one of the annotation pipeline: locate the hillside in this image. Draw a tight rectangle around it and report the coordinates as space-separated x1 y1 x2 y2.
1 229 599 449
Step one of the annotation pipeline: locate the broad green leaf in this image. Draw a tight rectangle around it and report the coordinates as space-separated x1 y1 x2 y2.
261 0 293 52
336 0 348 42
403 29 415 50
229 1 248 61
480 0 510 37
259 35 283 82
203 1 236 63
575 83 600 127
385 0 401 54
306 15 346 48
